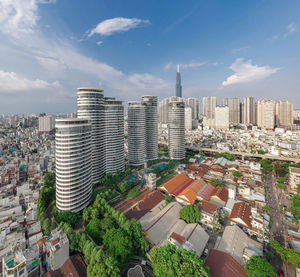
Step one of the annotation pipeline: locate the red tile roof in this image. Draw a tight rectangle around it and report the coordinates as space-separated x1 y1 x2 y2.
211 186 229 203
205 249 247 277
158 174 190 195
198 201 218 215
229 202 252 228
170 232 185 244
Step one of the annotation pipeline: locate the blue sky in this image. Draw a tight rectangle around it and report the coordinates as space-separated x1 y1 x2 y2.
0 0 299 114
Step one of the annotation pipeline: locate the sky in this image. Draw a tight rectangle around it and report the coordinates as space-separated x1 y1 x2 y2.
0 0 299 114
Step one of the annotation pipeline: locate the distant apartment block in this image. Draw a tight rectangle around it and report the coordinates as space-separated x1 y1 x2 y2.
38 115 55 135
257 99 275 130
275 100 293 126
222 98 240 124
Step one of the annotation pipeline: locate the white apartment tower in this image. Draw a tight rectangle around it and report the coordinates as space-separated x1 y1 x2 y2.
168 101 185 160
128 102 146 166
222 98 240 123
275 101 293 126
142 96 158 160
104 98 125 174
159 96 185 124
215 106 230 130
243 96 256 125
55 118 92 212
257 100 275 129
185 106 193 130
202 97 217 119
38 115 55 135
187 98 199 120
77 88 105 183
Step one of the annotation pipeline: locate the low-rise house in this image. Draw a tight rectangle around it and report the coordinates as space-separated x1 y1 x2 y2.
210 186 228 207
205 249 247 277
198 201 219 228
289 167 300 194
215 225 263 265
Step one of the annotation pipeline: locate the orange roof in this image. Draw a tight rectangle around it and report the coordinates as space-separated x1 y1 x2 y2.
158 173 189 194
176 179 207 204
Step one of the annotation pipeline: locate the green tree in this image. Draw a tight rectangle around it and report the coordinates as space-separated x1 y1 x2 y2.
126 189 140 198
151 243 209 277
42 218 51 235
270 240 300 267
209 178 225 187
244 256 276 277
54 211 81 228
103 228 133 262
263 205 272 212
259 159 273 173
164 195 173 206
232 171 242 178
85 218 103 244
179 205 202 223
44 172 56 187
274 162 288 177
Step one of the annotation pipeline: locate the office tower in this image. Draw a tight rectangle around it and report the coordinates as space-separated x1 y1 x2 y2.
187 98 199 120
128 102 146 166
243 97 256 125
159 96 185 124
77 88 104 183
185 106 193 130
142 96 158 160
257 100 275 129
38 115 55 135
168 101 185 160
202 96 217 119
215 106 229 130
104 98 125 174
55 118 92 212
176 64 182 97
222 98 240 123
275 101 293 126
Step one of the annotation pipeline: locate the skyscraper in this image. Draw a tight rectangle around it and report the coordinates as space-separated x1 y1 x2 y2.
77 88 105 183
38 115 55 135
128 102 146 166
185 106 193 130
187 98 199 120
257 99 275 129
142 96 158 160
176 64 182 97
104 98 125 174
168 101 185 160
275 101 293 126
159 96 185 124
222 98 240 124
202 96 217 119
215 106 229 130
243 96 256 125
55 118 92 212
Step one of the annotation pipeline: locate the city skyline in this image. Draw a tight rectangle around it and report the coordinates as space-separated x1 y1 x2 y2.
0 0 300 114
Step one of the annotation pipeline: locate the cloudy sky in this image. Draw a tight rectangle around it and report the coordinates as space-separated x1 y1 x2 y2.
0 0 299 114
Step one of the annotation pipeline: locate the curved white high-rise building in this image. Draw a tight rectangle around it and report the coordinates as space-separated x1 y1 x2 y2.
128 102 146 166
142 96 158 161
168 101 185 160
55 118 92 212
104 98 125 174
77 88 104 183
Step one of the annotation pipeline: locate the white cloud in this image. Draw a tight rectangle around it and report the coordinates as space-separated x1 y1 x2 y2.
96 41 103 45
88 17 150 37
164 62 206 71
222 58 280 86
272 35 279 41
0 0 55 37
286 23 296 35
231 45 250 54
0 70 59 91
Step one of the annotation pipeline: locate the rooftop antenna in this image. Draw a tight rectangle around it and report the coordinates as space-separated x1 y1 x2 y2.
177 64 180 73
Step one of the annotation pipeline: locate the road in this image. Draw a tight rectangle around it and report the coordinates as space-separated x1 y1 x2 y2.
187 146 300 163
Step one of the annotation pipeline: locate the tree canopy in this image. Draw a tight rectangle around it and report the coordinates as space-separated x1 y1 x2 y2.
244 256 276 277
209 178 225 187
270 240 300 267
151 243 209 277
232 171 242 178
179 205 202 223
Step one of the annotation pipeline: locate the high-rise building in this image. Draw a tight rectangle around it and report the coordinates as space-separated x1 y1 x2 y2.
176 64 182 97
187 98 199 120
38 115 55 135
142 96 158 160
242 97 256 125
257 100 275 129
77 88 105 183
159 96 185 124
55 118 92 212
128 102 146 166
185 106 193 130
275 101 293 126
222 98 240 123
215 106 229 130
104 98 125 174
293 110 300 120
202 96 217 119
168 101 185 160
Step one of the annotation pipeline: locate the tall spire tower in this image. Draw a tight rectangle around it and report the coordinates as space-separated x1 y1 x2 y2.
176 64 182 97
